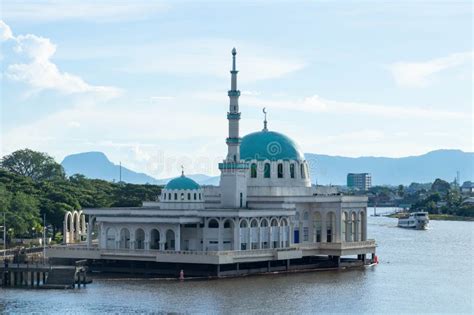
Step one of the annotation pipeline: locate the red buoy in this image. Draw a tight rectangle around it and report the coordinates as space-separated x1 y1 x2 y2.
374 255 379 264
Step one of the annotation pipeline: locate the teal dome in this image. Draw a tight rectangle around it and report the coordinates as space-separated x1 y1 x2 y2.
240 130 304 161
165 175 201 190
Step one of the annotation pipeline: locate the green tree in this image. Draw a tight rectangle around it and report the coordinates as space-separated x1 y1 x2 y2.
397 184 404 197
1 149 65 181
431 178 450 195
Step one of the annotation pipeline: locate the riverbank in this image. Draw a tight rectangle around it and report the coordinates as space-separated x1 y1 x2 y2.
387 212 474 221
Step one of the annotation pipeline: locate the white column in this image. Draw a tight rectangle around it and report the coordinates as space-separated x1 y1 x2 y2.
175 225 181 251
233 219 240 250
160 228 166 251
321 216 327 243
87 216 93 248
218 219 223 251
144 230 150 250
335 212 341 243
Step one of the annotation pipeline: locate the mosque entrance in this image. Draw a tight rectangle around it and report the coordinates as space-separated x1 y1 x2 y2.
294 230 300 243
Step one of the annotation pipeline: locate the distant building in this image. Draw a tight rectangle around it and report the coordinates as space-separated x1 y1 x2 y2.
461 181 474 194
347 173 372 191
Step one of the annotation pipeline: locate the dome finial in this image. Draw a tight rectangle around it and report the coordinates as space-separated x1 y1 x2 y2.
181 165 184 176
262 107 268 131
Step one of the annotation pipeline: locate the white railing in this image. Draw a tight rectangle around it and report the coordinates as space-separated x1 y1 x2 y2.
296 239 376 250
48 244 299 257
48 240 375 258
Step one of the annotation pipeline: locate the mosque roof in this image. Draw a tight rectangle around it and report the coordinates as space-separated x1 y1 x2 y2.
240 130 305 161
165 175 201 190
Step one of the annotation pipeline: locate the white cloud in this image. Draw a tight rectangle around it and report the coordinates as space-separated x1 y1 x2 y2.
2 0 168 22
388 51 473 87
195 92 466 121
2 21 121 98
0 20 13 41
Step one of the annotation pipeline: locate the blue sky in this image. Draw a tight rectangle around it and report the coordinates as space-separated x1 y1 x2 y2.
1 1 472 178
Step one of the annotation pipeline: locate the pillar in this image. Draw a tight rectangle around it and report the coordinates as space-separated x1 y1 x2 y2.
218 220 223 251
144 230 150 250
321 216 327 243
87 216 94 248
233 221 240 251
175 225 181 251
335 212 341 243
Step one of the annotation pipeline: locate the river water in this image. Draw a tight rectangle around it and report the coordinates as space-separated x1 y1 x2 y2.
1 212 473 314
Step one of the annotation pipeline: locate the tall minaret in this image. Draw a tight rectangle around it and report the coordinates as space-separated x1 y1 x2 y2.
226 47 241 162
219 48 249 210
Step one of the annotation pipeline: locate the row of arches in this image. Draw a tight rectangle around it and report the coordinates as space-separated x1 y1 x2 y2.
249 161 309 180
342 211 366 242
294 210 367 244
162 191 202 201
63 211 86 244
106 227 177 250
206 217 288 229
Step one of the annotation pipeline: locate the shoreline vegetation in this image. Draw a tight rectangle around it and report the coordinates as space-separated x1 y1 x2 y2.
387 212 474 222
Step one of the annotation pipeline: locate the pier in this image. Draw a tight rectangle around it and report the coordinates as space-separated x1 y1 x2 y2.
1 260 89 289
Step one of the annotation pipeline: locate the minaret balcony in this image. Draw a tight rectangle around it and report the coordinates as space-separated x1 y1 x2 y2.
227 112 241 120
218 162 250 170
228 90 241 97
226 137 242 144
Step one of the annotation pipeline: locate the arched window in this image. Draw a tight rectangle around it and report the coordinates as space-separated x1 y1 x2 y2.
303 211 309 221
119 228 130 249
194 193 197 200
150 229 160 250
180 193 185 200
223 219 233 228
250 219 259 228
174 193 178 200
168 193 171 200
187 193 191 200
199 193 202 200
208 219 219 228
135 228 145 250
163 194 166 200
240 220 248 228
277 163 283 178
264 163 271 178
301 163 306 179
290 164 295 178
251 163 257 178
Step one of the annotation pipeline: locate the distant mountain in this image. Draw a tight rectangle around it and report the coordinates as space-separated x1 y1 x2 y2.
62 149 473 186
61 151 220 185
305 149 473 185
62 152 159 184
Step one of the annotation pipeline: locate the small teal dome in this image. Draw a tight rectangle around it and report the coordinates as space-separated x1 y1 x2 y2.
165 175 200 190
240 130 304 161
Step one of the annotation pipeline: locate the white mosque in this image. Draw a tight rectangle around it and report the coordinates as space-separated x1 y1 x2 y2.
50 49 376 277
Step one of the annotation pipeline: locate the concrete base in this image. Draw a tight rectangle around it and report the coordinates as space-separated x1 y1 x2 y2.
53 256 369 279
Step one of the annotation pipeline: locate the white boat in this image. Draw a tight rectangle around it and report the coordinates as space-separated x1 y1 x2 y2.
397 212 429 230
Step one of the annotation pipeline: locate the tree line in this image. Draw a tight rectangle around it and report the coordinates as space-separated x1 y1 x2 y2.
0 149 162 244
366 178 473 217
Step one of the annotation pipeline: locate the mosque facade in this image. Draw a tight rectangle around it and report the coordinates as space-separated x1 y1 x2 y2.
49 49 376 277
